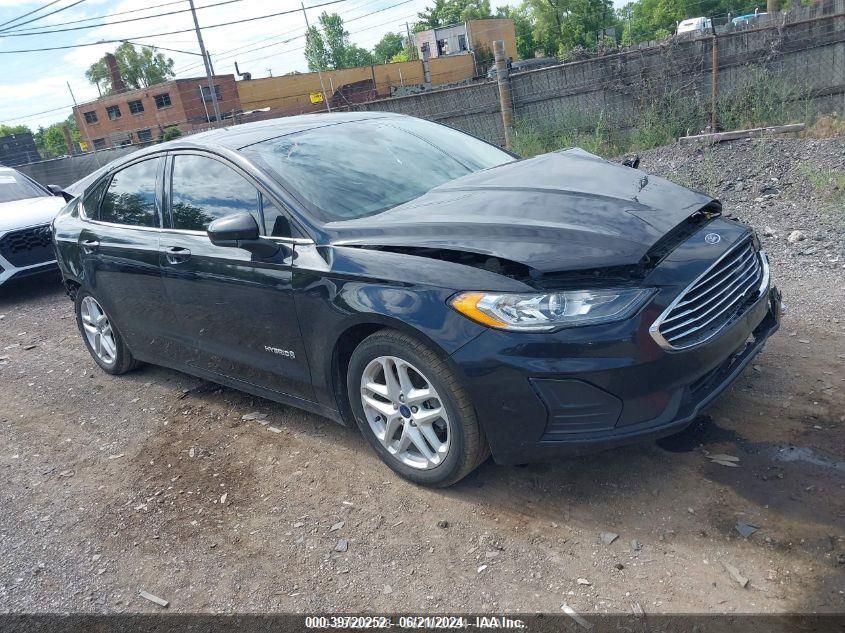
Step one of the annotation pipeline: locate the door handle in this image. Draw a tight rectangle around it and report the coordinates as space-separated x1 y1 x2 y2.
164 246 191 264
81 239 99 252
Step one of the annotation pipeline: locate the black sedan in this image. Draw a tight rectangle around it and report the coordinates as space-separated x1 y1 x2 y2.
52 112 781 487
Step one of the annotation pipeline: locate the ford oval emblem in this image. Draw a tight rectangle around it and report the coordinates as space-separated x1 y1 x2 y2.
704 232 721 244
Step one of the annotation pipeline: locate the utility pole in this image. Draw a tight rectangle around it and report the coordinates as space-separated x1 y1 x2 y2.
405 21 416 60
188 0 222 126
302 2 331 112
67 81 100 166
493 40 514 149
198 84 211 123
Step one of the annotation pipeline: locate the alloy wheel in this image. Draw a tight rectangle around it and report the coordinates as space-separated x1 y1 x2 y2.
80 296 117 366
360 355 451 470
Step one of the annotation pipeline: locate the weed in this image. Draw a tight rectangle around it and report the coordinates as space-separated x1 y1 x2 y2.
803 113 845 139
802 166 845 218
716 67 813 130
509 67 835 160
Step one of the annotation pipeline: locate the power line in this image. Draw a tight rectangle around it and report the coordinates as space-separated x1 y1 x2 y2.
1 103 75 123
173 0 392 74
0 0 64 30
177 0 417 75
236 12 418 67
0 0 88 34
0 0 187 34
0 0 348 54
0 0 253 37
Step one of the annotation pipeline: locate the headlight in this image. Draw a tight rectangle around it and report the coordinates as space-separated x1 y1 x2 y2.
450 288 654 332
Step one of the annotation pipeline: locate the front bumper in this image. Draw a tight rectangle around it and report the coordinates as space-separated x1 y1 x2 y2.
450 285 781 465
0 224 58 286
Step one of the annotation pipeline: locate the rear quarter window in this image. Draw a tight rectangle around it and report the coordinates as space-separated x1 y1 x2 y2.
98 158 162 227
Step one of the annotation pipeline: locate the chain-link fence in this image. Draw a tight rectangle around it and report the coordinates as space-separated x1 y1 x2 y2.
350 0 845 153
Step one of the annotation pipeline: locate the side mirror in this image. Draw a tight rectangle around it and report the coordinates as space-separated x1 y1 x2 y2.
207 212 260 245
48 184 73 202
207 212 279 258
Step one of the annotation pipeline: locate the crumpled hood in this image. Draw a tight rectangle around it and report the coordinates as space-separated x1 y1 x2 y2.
0 196 66 233
325 149 716 273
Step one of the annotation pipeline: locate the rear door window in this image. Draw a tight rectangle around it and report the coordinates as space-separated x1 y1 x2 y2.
99 158 162 227
169 154 261 232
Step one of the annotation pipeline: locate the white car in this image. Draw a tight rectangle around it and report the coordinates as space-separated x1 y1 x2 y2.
0 167 68 286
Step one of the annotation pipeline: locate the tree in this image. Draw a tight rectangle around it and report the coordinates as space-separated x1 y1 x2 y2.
305 25 331 71
525 0 616 55
496 4 537 59
160 126 182 142
32 116 80 158
0 124 31 137
415 0 493 30
85 42 174 94
304 12 375 71
373 32 406 63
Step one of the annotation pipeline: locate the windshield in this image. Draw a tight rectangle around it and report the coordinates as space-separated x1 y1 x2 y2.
0 170 48 204
242 117 514 222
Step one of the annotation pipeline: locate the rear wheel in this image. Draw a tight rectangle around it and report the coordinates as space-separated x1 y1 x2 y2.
347 330 488 487
75 290 140 375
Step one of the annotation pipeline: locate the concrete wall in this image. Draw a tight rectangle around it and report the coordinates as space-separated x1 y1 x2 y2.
351 0 845 146
236 56 476 116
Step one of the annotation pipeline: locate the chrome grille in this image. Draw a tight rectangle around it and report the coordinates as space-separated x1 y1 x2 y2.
652 239 765 350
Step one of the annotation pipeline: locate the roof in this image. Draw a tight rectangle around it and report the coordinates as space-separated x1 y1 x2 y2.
64 112 405 192
147 111 401 153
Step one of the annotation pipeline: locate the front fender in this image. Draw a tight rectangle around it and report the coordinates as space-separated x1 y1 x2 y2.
293 244 507 411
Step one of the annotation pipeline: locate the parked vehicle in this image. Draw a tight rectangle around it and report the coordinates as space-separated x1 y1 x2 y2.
0 166 68 287
677 16 712 34
731 12 768 27
52 113 781 486
487 57 560 80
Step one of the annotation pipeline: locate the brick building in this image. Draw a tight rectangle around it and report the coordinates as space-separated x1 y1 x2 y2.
72 55 241 150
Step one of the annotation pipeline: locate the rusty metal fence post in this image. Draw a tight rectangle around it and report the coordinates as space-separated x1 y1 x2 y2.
711 31 719 132
493 40 514 149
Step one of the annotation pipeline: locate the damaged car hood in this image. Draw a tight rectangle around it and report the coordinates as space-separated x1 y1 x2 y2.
325 149 716 273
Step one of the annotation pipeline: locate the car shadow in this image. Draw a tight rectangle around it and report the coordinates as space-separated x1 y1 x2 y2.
0 271 64 307
449 412 845 535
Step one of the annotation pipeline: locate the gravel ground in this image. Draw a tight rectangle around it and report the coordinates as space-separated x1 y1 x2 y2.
0 137 843 616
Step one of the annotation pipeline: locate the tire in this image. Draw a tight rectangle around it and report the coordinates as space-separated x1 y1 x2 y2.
74 289 140 375
347 329 489 487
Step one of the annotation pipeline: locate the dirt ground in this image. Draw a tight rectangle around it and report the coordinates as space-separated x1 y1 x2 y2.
1 139 844 616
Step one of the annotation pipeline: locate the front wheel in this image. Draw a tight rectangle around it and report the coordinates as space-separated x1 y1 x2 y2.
347 330 488 487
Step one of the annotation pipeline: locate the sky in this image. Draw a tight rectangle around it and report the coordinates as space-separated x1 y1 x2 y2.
0 0 441 130
0 0 626 132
